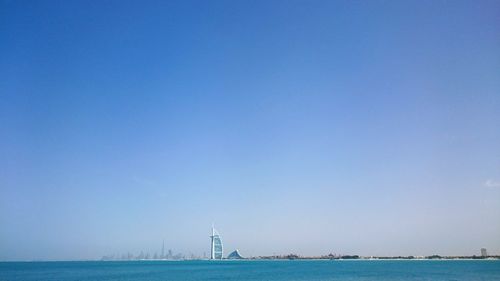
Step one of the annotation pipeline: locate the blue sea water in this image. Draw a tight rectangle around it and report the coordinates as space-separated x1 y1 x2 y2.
1 260 500 281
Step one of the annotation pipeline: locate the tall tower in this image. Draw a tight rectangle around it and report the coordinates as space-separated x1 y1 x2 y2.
210 225 223 260
161 240 165 259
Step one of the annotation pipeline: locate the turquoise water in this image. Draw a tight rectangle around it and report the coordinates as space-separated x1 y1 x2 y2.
1 260 500 281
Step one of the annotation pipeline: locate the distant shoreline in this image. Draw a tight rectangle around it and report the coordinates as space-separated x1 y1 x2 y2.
2 257 499 262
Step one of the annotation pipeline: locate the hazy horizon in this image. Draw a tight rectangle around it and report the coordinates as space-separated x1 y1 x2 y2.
1 0 500 261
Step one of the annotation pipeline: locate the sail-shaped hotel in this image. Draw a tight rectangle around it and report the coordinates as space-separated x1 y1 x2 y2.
210 226 223 259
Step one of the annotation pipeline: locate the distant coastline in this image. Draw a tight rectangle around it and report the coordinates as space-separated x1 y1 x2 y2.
249 254 500 261
2 257 500 263
95 253 500 262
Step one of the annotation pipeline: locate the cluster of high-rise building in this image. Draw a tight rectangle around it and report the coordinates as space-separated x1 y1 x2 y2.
100 240 197 261
101 248 191 261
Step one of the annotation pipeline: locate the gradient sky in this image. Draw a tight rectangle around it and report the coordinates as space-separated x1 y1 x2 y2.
1 0 500 261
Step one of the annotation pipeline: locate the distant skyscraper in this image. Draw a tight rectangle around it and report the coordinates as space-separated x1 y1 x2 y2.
210 225 223 260
161 240 165 259
481 248 488 257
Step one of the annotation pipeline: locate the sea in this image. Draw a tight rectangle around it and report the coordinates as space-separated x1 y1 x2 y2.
1 260 500 281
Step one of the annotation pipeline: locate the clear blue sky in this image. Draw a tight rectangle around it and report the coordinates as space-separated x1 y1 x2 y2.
1 0 499 260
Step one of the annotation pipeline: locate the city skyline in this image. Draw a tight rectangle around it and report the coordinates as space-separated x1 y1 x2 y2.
1 0 500 261
97 227 496 262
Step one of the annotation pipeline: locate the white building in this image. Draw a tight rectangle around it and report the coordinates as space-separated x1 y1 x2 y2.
210 226 223 259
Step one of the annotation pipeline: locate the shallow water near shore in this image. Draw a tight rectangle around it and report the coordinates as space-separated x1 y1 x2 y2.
1 260 500 281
